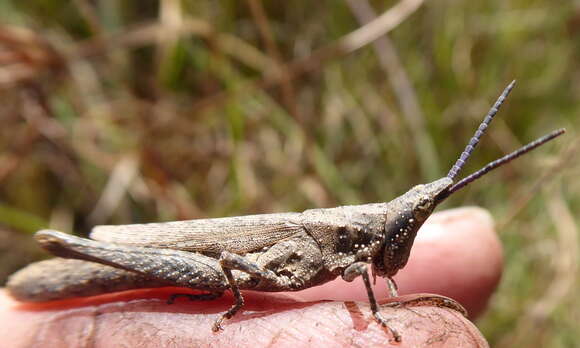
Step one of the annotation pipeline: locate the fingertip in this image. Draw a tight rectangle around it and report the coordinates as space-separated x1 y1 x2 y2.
0 290 487 347
396 207 503 318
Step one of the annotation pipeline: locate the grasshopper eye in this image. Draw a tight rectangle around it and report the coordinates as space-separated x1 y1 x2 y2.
413 197 433 221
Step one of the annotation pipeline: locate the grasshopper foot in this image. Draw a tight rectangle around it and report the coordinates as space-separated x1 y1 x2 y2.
373 311 401 343
212 317 225 332
212 301 241 332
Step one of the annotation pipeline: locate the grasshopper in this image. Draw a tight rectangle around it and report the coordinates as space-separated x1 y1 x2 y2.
7 81 565 342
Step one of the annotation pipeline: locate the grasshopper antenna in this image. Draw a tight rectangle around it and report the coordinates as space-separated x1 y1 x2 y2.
447 80 516 180
446 128 566 195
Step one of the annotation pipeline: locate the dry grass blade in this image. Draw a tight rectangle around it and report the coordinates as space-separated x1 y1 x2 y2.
88 155 140 225
191 0 426 112
247 0 299 121
499 137 579 229
0 25 62 86
345 0 440 179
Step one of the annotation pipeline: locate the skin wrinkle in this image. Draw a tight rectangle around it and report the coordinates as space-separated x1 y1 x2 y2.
264 302 335 346
99 301 169 347
424 311 452 344
120 306 185 347
298 306 353 346
266 314 304 347
426 332 451 345
104 311 129 347
452 309 486 348
321 304 349 335
264 326 284 348
83 307 98 348
37 306 99 347
434 310 475 347
322 306 358 345
136 322 164 347
288 310 319 342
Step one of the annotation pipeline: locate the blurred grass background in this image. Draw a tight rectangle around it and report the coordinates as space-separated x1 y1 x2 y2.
0 0 578 346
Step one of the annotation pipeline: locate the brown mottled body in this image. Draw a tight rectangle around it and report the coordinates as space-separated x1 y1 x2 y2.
6 81 565 341
9 184 446 298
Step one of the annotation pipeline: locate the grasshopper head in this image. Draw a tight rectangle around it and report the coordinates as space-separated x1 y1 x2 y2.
376 177 452 277
374 81 565 278
407 178 453 222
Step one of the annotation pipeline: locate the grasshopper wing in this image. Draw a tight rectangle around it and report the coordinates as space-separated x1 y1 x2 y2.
90 213 304 254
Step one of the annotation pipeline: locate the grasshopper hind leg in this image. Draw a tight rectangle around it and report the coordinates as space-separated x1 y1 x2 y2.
212 250 296 331
212 265 243 332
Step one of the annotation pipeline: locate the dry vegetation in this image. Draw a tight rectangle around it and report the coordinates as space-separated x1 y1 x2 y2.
0 1 578 346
